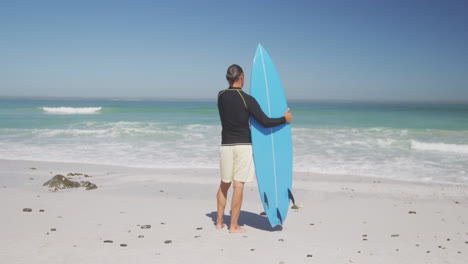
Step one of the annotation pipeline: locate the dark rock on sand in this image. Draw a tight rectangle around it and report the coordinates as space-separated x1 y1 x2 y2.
23 208 32 212
30 167 37 170
80 181 97 190
43 175 80 189
196 227 202 230
104 240 113 243
67 173 85 177
51 228 56 231
43 175 97 190
39 209 44 212
120 244 127 247
391 234 400 237
250 249 255 251
408 211 416 214
164 240 172 244
138 235 144 238
307 254 313 257
278 239 284 242
194 236 201 238
141 225 151 229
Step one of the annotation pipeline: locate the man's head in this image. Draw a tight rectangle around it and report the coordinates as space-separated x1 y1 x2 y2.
226 64 244 87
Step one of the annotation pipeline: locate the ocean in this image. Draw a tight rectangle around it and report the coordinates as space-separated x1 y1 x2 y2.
1 98 467 185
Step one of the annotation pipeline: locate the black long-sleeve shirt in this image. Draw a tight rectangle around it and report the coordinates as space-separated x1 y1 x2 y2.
217 87 286 145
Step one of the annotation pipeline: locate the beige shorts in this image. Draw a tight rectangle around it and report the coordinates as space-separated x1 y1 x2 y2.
219 144 256 183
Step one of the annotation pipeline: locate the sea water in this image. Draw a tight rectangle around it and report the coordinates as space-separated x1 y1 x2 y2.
0 98 467 185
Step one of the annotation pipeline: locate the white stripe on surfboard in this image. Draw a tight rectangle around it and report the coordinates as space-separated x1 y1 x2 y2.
259 46 279 225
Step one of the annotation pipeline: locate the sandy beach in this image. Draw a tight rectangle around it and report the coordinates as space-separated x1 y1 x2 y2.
1 159 467 264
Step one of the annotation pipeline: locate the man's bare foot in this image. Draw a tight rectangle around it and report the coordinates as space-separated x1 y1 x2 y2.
229 226 246 233
216 223 225 229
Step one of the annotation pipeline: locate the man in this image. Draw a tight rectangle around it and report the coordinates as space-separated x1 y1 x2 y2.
216 64 292 233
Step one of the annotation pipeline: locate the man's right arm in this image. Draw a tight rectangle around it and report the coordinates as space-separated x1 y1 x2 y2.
247 96 291 128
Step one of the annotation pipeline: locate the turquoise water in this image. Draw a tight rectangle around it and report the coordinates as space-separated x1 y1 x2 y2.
1 98 467 184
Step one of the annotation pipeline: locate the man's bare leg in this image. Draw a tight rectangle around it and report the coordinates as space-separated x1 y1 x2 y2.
216 181 231 229
229 180 246 233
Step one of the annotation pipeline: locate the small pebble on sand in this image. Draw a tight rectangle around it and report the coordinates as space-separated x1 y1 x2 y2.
250 249 255 251
196 227 202 230
104 240 113 243
51 228 56 231
164 240 172 244
278 239 284 242
391 234 400 237
307 254 313 257
23 208 32 212
141 225 151 229
408 211 416 214
120 244 127 247
39 209 44 212
138 235 144 238
194 236 201 238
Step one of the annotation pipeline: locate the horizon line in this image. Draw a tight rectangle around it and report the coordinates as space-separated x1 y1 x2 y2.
0 95 468 105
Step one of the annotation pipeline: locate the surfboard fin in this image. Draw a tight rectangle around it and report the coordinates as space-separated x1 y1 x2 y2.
264 192 269 209
277 208 283 225
288 188 296 205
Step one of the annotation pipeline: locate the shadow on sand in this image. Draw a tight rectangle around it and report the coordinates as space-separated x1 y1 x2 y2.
206 211 283 232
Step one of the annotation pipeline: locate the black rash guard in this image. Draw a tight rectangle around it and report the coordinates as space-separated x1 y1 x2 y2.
217 86 286 145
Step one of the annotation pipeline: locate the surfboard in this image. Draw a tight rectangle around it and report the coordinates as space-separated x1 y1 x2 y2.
250 44 294 228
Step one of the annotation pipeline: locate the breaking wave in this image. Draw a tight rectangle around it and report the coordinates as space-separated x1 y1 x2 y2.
411 140 468 154
41 107 102 114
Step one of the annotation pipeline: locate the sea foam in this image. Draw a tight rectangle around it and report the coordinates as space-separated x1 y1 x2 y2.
41 107 102 114
411 140 468 154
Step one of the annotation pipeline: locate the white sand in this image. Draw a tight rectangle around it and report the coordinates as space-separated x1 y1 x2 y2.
1 159 467 264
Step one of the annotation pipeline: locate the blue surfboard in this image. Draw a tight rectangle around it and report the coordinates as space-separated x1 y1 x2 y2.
250 44 294 228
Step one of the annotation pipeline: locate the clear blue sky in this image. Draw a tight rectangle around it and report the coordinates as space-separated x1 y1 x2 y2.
1 0 467 102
